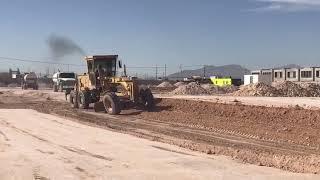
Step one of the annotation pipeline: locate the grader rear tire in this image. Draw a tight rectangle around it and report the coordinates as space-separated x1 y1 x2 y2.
140 88 155 111
78 91 90 109
102 93 121 115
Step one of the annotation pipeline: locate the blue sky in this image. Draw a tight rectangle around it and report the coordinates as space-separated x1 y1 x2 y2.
0 0 320 75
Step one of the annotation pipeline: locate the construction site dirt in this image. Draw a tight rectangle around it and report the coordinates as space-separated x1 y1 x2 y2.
1 90 320 174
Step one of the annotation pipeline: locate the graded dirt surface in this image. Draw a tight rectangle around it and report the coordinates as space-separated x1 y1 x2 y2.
137 99 320 148
1 88 320 178
157 94 320 110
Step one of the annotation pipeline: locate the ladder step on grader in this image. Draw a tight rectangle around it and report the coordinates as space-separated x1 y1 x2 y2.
68 55 154 115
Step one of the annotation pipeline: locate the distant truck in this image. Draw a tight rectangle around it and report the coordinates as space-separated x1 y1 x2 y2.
21 72 38 90
52 72 76 92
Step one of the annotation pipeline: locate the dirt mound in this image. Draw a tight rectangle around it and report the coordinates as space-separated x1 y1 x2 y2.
233 83 280 96
201 84 238 94
171 82 209 95
157 81 174 88
273 81 306 97
234 81 320 97
299 83 320 97
136 98 320 173
174 82 185 87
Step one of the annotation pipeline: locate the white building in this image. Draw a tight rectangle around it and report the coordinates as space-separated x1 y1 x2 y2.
244 74 272 85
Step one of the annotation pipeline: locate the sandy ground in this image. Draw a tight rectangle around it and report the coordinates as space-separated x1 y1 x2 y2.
157 94 320 110
1 88 320 178
1 109 317 179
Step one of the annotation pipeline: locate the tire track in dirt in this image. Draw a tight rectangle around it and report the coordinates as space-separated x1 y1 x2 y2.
0 130 9 141
79 111 320 156
32 166 50 180
0 118 113 163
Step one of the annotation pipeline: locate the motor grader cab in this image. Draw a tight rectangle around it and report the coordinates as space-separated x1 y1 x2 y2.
69 55 154 115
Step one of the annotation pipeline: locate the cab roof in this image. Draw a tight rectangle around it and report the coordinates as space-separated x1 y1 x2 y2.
85 55 118 61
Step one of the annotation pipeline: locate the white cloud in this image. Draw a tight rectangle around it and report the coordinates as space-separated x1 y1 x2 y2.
253 0 320 12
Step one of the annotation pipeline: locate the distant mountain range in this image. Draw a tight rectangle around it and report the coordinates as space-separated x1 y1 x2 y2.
167 64 306 80
168 64 250 80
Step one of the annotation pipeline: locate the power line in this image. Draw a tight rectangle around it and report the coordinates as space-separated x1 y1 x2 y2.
125 66 165 69
0 56 207 73
0 56 166 69
0 56 85 66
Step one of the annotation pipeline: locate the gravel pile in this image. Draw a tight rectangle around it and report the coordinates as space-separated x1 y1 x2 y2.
299 83 320 97
171 82 209 95
201 84 238 94
233 82 281 96
174 82 185 87
157 81 174 88
273 81 306 97
234 81 320 97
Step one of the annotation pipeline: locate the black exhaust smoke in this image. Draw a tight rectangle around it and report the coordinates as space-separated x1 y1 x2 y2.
47 34 85 59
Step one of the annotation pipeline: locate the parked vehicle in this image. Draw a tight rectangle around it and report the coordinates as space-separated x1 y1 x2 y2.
21 72 38 90
52 72 76 92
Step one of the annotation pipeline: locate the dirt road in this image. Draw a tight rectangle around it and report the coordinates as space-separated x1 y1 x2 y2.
2 109 315 180
1 88 320 178
9 88 320 110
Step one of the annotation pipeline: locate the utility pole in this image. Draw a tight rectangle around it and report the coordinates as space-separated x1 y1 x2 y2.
164 64 167 79
46 67 49 76
155 65 158 80
179 64 183 78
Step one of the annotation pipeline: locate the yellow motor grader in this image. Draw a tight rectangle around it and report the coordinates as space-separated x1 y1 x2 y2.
69 55 154 115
